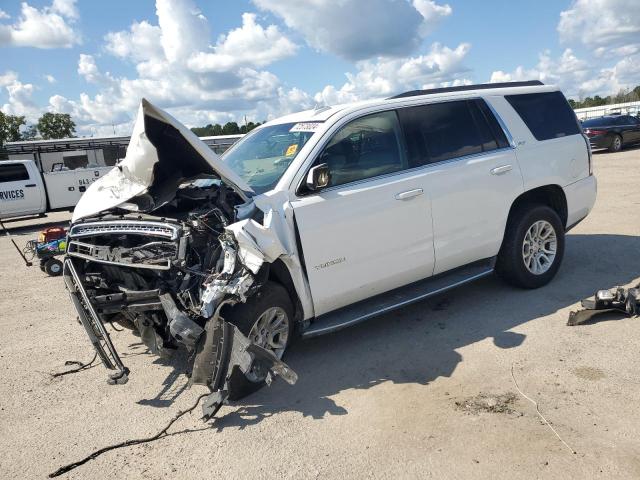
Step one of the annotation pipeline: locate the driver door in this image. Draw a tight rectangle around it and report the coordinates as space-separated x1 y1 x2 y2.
291 110 435 316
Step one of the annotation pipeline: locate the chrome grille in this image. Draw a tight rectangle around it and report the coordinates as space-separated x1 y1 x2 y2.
69 220 180 240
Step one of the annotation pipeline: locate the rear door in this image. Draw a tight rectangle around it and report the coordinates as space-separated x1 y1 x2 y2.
0 161 44 218
291 110 435 316
397 99 524 274
621 116 640 143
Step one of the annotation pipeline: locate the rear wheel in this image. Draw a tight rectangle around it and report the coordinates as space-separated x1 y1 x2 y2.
608 134 622 152
225 281 294 400
496 205 565 289
44 258 63 276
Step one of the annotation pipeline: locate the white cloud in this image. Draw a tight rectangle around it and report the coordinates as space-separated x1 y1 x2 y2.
77 54 116 85
558 0 640 56
52 0 303 134
490 1 640 100
104 21 164 63
44 74 56 83
157 0 209 63
315 42 471 104
253 0 451 60
489 48 640 98
0 10 10 20
0 71 40 119
0 0 80 49
51 0 79 20
188 13 297 72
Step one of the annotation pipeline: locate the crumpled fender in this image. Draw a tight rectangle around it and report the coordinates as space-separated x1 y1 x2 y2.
225 190 315 320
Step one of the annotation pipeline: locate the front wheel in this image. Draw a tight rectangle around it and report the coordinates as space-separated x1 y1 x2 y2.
224 281 294 400
496 205 565 289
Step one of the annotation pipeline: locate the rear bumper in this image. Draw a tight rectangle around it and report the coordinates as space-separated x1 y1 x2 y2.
564 175 597 229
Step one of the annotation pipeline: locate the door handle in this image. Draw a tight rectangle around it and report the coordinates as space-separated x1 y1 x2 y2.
491 165 512 175
25 183 36 187
395 188 423 200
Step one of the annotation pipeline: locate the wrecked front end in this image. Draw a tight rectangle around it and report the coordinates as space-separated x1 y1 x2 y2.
63 100 297 417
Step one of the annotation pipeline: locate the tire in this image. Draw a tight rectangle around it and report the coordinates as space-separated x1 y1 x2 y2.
44 258 63 276
608 134 622 153
225 281 294 400
496 204 565 289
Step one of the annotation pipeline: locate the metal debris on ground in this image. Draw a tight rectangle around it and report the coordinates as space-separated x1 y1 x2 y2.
568 285 640 326
49 353 98 378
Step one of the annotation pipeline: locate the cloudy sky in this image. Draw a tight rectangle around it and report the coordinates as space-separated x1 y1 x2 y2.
1 0 639 136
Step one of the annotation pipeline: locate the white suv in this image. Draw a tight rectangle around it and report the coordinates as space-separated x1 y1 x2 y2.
64 81 596 403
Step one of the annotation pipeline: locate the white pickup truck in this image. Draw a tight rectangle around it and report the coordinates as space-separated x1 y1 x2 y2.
0 159 111 220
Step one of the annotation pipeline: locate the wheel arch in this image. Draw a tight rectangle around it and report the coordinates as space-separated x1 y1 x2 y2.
267 259 305 325
506 184 568 230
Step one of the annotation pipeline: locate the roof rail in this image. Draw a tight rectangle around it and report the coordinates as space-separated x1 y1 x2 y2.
388 80 544 100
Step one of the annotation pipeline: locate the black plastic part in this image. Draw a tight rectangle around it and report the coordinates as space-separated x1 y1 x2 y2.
388 81 544 100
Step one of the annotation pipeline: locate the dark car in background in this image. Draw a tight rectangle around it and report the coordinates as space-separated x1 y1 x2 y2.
582 115 640 152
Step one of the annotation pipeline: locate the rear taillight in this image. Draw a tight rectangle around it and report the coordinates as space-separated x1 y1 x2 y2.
584 129 606 137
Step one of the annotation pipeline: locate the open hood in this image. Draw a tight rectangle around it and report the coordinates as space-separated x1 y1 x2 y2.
72 99 253 222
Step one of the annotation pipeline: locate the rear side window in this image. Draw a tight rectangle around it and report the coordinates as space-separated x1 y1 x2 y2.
0 163 30 183
505 91 580 141
398 99 509 166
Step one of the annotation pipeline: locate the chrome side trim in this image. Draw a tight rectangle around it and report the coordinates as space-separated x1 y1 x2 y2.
302 268 494 338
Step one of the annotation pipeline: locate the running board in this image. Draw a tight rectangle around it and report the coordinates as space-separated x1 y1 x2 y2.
301 258 495 338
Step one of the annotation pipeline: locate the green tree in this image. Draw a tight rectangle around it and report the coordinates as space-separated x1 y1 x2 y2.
240 121 262 134
0 111 26 147
36 112 76 139
191 125 211 137
222 121 240 135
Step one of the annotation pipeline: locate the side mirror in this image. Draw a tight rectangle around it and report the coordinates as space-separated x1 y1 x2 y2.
306 163 331 191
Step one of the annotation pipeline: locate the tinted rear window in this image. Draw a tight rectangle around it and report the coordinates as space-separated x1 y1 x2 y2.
506 91 580 141
582 117 611 128
0 163 30 183
398 99 509 166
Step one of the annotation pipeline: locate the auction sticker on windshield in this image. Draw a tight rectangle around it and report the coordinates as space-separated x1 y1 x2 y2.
290 122 322 132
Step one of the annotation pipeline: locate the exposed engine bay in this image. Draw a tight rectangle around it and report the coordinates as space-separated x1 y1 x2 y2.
63 99 298 418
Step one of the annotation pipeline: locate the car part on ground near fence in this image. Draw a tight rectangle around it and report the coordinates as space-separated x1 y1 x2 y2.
567 285 640 326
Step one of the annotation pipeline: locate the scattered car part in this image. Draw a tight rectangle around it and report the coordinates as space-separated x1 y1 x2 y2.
567 285 640 326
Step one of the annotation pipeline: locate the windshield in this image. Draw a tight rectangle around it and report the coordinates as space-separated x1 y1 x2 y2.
221 122 318 194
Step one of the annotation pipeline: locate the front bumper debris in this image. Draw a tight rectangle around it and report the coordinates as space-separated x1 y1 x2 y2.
191 301 298 419
568 285 640 326
63 258 130 385
63 256 297 418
